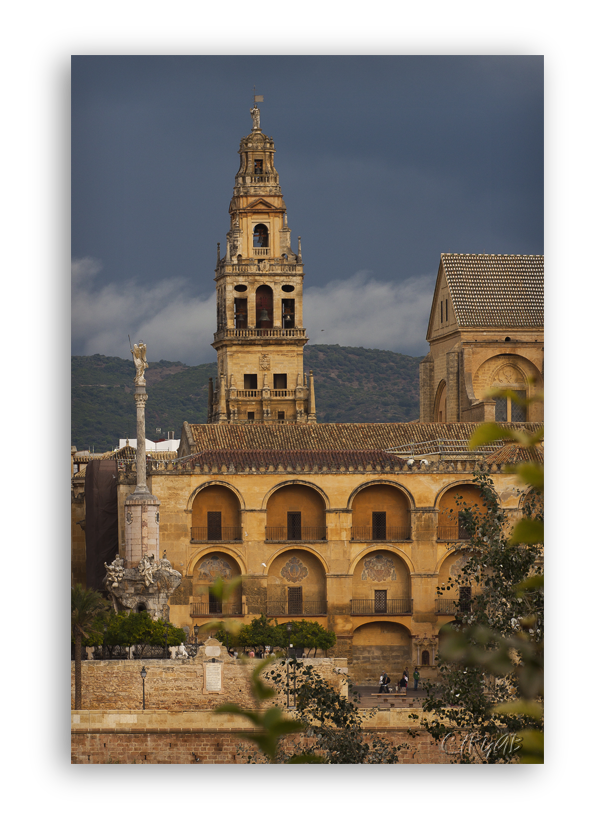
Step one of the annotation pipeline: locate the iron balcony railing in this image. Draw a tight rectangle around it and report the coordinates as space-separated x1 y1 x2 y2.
190 526 242 542
350 526 411 542
266 600 327 617
190 601 242 617
265 526 327 542
350 599 413 616
434 598 472 615
437 524 471 541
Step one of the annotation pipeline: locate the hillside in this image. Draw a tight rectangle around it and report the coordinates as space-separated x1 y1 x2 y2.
71 345 423 453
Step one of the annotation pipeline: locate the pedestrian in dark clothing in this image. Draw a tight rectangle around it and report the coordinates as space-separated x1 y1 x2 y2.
378 672 391 693
413 667 420 690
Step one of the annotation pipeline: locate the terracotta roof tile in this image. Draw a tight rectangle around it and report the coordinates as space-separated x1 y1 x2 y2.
186 448 407 470
441 253 544 328
187 422 542 453
483 442 544 465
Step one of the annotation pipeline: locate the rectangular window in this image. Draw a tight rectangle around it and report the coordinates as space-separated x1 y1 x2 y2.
510 390 527 422
254 159 263 174
440 301 443 323
459 586 471 612
375 590 387 614
445 299 448 321
209 591 223 615
207 511 222 541
247 411 255 422
282 299 295 328
457 511 471 540
277 411 285 422
372 511 387 540
287 511 302 540
495 397 507 422
234 298 247 326
273 373 287 389
244 374 258 389
288 587 303 616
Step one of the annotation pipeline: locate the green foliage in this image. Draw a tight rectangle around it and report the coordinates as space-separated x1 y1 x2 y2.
213 614 336 658
71 584 111 644
416 469 544 763
101 611 185 656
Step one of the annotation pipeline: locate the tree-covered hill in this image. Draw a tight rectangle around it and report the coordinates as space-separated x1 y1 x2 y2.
71 345 423 453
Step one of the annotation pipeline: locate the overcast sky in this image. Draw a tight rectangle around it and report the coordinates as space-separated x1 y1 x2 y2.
71 55 543 365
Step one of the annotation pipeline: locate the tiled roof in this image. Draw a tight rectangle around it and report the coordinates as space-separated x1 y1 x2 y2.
186 449 408 470
441 253 544 328
187 422 542 453
483 442 544 465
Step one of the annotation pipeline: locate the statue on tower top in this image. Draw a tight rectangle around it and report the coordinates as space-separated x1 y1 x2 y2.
250 104 261 131
131 341 148 386
250 92 263 131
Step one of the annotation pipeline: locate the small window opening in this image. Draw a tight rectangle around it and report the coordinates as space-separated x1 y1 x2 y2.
421 650 430 666
459 586 471 612
277 411 285 422
254 159 263 174
287 511 302 540
247 411 255 422
273 373 287 390
244 374 258 389
288 586 303 615
209 590 222 615
282 299 295 327
234 298 247 327
373 511 387 540
445 299 448 321
440 301 443 323
374 590 387 614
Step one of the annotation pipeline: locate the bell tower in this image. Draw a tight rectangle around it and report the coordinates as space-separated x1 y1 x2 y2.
209 101 316 425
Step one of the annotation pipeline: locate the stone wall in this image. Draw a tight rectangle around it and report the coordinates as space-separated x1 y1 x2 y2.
71 652 348 712
71 708 453 764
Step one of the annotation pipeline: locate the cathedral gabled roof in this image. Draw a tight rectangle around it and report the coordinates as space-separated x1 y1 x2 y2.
427 254 544 337
183 421 542 454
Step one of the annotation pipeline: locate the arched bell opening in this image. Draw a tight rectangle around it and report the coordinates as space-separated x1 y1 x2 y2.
256 284 273 329
253 223 269 248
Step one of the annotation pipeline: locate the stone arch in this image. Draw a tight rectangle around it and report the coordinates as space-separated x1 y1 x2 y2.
474 353 543 422
266 547 328 616
349 481 413 542
262 479 331 510
347 479 415 510
349 545 415 576
262 544 330 575
434 378 447 422
186 546 247 577
436 481 487 541
191 551 244 617
185 480 246 512
351 621 413 685
351 550 413 616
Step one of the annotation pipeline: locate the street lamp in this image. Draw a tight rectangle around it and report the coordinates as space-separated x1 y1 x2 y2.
194 624 199 644
140 666 147 710
286 622 292 708
164 627 169 660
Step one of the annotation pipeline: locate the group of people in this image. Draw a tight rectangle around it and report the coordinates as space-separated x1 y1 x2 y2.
378 667 420 693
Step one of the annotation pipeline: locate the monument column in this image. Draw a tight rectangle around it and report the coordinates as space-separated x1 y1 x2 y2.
124 341 160 569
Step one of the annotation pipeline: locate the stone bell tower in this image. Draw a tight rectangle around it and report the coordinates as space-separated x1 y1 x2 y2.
208 100 316 425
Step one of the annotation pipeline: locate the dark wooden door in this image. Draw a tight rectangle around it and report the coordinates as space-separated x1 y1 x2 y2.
288 587 303 615
208 511 222 540
375 590 387 614
287 512 301 540
209 591 222 614
372 511 386 540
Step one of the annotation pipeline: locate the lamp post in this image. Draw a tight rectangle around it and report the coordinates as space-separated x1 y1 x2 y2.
164 627 168 660
286 622 292 708
194 624 199 645
140 666 147 710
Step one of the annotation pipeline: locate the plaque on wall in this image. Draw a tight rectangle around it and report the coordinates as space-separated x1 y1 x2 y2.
205 645 221 657
205 662 222 692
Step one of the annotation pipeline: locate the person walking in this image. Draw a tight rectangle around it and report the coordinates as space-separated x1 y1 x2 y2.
413 667 420 690
399 670 409 691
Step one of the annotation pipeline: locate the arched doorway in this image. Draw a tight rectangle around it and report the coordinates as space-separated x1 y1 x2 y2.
192 553 243 618
351 621 412 686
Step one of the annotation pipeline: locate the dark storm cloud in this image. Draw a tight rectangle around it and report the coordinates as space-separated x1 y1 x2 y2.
71 55 543 363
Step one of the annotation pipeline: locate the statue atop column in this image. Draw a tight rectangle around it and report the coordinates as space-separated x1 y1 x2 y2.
131 341 148 385
250 105 261 131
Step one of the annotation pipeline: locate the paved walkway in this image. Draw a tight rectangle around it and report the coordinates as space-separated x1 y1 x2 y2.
352 685 428 709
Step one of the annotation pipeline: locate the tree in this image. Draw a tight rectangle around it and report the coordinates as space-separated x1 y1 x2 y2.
102 611 185 658
71 584 111 710
414 466 544 763
214 615 336 658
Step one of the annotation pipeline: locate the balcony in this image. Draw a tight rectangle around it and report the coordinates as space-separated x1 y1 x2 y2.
350 599 413 616
266 600 327 617
265 526 327 542
437 523 471 541
214 327 307 341
350 526 411 542
190 601 242 617
215 261 300 278
253 247 269 256
190 526 242 543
